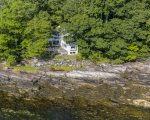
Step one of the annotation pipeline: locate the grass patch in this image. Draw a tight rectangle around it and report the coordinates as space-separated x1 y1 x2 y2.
13 65 38 73
53 54 83 61
54 54 77 60
94 58 110 64
49 65 78 71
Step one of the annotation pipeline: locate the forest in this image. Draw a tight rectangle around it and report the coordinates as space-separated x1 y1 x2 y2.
0 0 150 65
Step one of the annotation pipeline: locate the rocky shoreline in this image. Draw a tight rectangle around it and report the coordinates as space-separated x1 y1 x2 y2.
0 60 150 108
1 60 150 85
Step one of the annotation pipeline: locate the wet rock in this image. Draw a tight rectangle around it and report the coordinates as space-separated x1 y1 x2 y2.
133 99 150 108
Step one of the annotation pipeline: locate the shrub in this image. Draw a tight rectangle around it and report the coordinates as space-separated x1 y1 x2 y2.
49 65 78 71
6 55 16 66
13 65 38 73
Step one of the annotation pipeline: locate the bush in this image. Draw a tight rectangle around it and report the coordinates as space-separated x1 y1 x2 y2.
13 65 38 73
6 55 16 66
95 58 110 64
49 65 78 71
112 59 124 64
125 55 137 62
76 53 83 60
54 55 77 60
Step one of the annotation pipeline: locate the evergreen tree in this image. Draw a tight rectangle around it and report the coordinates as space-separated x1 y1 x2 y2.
62 0 150 62
0 0 36 64
22 11 51 58
0 0 51 65
0 0 150 64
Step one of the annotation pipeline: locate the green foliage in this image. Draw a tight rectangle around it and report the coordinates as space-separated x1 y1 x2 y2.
62 0 150 62
89 51 102 62
22 11 51 58
49 65 78 71
54 54 77 60
0 0 150 64
13 65 38 73
112 59 124 64
125 55 137 62
76 53 83 61
6 55 16 66
0 0 52 65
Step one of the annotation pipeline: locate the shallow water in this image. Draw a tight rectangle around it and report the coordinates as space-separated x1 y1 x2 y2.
0 90 150 120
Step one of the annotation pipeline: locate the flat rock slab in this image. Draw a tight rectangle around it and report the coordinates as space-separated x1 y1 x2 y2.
44 70 120 80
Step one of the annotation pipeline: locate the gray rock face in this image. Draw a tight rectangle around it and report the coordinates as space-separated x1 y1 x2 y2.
0 61 150 84
0 61 149 97
40 70 120 80
66 71 120 80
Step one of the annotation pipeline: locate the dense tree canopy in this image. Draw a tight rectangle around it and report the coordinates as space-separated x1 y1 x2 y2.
0 0 150 65
62 0 150 62
0 0 51 65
